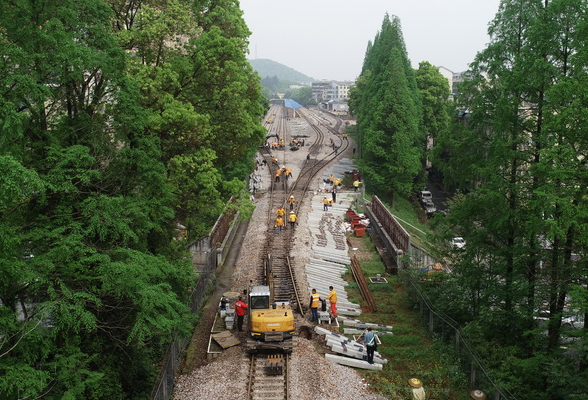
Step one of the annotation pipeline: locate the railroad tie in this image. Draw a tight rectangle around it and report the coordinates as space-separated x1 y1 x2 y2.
265 354 284 376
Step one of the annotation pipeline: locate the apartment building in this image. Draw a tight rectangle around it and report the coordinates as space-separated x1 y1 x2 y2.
311 80 355 102
437 66 464 97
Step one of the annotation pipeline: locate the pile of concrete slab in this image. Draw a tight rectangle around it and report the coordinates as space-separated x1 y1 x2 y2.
336 316 394 337
305 191 362 317
314 326 388 370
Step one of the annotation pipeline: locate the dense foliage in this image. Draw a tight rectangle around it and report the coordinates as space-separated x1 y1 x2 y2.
349 14 426 199
430 0 588 398
0 0 264 398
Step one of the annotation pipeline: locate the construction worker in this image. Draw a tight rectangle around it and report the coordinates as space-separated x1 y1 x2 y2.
288 195 295 210
276 207 286 218
286 168 293 179
275 168 281 182
325 286 337 317
353 180 362 192
282 167 288 180
275 215 284 234
309 289 321 322
322 196 329 211
329 174 334 185
288 211 297 229
235 296 248 332
361 327 379 364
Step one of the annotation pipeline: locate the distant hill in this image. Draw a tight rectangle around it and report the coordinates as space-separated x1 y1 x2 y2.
249 59 314 85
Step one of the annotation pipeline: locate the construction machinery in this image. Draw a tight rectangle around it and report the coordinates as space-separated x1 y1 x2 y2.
244 254 295 353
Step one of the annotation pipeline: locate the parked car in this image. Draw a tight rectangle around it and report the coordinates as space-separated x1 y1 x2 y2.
562 313 585 329
422 199 437 216
419 190 433 205
450 237 466 249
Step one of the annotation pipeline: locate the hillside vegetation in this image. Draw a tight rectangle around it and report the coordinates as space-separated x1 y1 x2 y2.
249 58 314 84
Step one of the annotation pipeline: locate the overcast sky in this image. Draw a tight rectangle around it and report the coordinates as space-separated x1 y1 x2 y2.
240 0 502 81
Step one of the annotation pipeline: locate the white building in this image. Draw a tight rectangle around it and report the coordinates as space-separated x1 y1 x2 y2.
437 66 464 97
311 80 355 102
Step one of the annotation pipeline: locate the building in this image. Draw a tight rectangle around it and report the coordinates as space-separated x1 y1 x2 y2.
311 80 355 102
437 66 464 97
325 100 349 115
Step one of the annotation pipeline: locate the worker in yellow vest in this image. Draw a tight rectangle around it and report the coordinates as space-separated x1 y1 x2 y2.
325 286 337 317
275 216 284 234
288 211 297 229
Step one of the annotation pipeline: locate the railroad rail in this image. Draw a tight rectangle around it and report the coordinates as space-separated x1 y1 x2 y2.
246 105 347 400
247 353 289 400
256 106 348 314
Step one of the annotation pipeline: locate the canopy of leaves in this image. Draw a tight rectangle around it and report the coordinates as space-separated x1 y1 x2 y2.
0 0 264 398
429 1 588 398
350 14 425 198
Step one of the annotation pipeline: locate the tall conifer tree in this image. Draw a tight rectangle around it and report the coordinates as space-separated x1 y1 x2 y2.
351 14 424 199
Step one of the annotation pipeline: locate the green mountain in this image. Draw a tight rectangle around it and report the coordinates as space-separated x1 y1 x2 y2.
249 59 314 85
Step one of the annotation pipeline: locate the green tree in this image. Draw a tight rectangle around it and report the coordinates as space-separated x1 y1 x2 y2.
430 0 588 397
350 14 424 200
285 86 316 107
415 61 450 178
0 1 193 398
120 0 265 238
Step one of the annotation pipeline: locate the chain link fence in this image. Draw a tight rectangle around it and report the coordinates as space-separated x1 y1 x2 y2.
366 195 517 399
402 276 517 399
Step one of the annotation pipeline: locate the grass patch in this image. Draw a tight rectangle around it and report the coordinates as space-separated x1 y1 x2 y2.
345 233 469 399
377 195 436 253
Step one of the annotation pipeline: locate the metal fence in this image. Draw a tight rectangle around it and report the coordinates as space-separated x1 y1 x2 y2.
151 204 239 400
151 247 217 400
370 195 411 252
402 276 517 399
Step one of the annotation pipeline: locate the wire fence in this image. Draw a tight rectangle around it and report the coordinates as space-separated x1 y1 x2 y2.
362 196 517 398
151 204 240 400
402 275 518 400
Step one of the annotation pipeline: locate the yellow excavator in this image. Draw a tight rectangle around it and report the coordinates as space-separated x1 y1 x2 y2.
244 254 295 353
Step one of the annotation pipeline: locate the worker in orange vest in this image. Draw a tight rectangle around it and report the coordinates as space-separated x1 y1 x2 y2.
288 195 295 210
275 169 281 182
309 289 321 322
322 196 329 211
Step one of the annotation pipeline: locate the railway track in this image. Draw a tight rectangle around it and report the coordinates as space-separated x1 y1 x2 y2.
246 105 348 400
247 353 289 400
257 106 348 310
